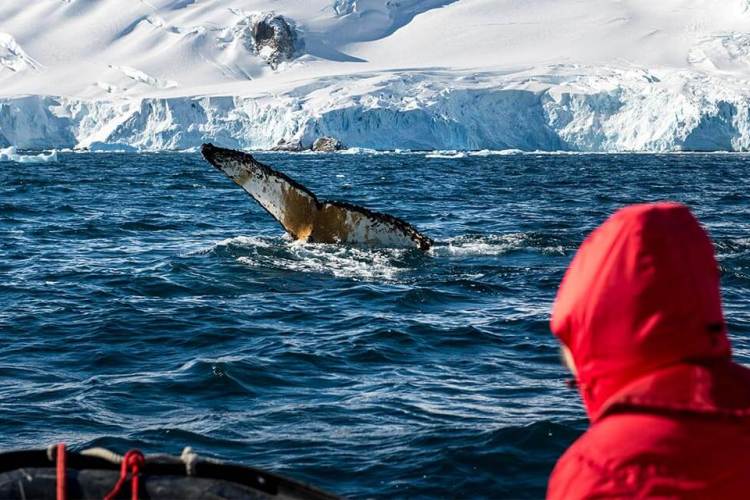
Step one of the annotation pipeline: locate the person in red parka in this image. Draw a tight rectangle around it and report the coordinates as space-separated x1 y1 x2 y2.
547 202 750 499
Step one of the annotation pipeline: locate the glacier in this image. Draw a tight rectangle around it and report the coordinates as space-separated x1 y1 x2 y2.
3 67 749 152
2 0 750 152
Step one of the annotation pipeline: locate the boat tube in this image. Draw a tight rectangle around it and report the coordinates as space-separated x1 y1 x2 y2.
0 445 338 499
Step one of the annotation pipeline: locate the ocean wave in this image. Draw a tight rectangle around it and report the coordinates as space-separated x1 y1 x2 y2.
239 241 412 282
198 235 415 282
431 234 567 257
714 237 750 255
185 235 279 256
194 233 568 280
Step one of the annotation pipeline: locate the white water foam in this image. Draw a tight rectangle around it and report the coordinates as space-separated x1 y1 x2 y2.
184 235 278 257
201 235 411 282
215 235 277 249
239 241 410 282
201 233 565 280
431 234 565 257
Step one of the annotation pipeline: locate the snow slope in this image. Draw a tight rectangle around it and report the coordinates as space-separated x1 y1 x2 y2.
2 0 750 151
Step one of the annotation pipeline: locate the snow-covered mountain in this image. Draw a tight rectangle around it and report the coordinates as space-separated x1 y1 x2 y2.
3 0 750 151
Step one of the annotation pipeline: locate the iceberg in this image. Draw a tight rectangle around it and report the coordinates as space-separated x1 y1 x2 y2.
0 146 58 163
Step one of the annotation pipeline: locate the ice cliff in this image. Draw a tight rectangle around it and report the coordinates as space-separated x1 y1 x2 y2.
2 0 750 151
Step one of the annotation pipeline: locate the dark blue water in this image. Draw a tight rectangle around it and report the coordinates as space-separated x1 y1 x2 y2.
2 151 750 498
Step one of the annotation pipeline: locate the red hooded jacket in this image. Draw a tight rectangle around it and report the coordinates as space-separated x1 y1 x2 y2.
548 202 750 499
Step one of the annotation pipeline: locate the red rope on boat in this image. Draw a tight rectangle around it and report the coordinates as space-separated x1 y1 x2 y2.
56 443 66 500
104 450 145 500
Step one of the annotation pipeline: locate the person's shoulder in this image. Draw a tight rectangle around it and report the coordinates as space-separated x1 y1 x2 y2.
547 414 674 499
547 427 630 500
548 410 750 499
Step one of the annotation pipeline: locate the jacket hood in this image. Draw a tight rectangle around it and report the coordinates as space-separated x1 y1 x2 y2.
551 202 730 420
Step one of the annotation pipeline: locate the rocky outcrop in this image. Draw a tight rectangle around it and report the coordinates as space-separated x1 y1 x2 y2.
270 138 304 151
312 136 343 152
248 15 300 69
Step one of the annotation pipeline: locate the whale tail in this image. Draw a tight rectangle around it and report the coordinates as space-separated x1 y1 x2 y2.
201 143 433 250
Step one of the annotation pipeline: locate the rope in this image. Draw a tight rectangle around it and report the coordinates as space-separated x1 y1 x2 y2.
80 447 124 464
56 443 66 500
180 447 198 476
103 450 145 500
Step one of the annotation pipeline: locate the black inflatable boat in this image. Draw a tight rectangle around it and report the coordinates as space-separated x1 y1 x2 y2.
0 445 338 499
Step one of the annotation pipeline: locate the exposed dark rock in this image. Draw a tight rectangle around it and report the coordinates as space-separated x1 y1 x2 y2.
312 136 344 152
271 138 304 152
248 15 300 69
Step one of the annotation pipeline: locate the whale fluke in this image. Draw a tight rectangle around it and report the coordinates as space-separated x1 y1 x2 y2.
201 143 433 250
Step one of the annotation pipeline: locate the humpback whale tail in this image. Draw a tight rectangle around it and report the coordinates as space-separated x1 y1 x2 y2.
201 143 433 250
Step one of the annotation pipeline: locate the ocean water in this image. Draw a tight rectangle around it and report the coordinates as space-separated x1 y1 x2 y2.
1 151 750 498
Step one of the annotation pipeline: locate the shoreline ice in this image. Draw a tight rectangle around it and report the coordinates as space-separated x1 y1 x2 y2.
3 65 750 152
